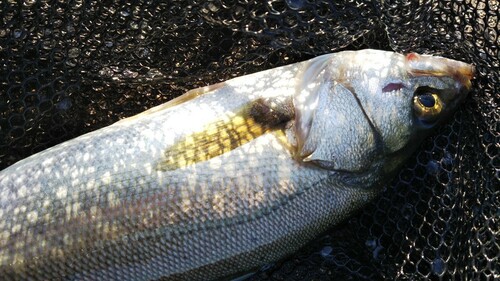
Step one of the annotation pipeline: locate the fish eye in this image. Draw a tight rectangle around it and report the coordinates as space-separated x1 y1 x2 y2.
413 88 443 123
417 94 436 107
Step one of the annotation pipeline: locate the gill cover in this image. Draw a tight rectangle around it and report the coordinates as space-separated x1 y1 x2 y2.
293 55 378 172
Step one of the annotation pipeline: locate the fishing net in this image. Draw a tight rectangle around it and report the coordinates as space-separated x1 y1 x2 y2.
0 0 497 280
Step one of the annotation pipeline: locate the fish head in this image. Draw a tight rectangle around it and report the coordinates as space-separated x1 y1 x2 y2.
368 51 475 173
294 50 475 174
356 50 475 150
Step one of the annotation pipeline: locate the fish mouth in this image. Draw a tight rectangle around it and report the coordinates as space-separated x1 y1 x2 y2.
406 52 476 91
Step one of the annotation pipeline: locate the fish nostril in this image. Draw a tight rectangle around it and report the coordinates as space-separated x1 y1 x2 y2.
382 83 405 93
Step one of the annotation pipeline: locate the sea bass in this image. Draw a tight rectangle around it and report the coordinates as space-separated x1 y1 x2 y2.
0 49 474 280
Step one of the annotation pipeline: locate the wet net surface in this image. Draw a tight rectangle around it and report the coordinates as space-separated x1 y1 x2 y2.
0 0 498 280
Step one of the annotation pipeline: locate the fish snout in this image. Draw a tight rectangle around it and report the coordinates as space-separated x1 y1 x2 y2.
406 53 475 92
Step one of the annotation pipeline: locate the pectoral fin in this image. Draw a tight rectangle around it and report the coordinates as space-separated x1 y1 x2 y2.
157 97 294 171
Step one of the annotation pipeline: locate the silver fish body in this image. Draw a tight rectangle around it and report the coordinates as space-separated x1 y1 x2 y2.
0 49 474 280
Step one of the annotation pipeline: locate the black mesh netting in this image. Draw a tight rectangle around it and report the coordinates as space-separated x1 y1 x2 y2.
0 0 498 280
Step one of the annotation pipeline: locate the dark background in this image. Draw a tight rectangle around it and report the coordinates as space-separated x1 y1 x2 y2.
0 0 497 280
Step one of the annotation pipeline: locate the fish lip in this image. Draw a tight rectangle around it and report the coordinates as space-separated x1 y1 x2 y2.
459 63 475 82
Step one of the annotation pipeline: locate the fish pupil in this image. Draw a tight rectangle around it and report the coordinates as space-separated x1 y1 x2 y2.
418 94 435 107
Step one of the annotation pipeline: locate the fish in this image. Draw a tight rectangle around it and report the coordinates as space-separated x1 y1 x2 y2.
0 49 474 281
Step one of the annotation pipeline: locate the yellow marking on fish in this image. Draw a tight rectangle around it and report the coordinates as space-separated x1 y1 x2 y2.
157 98 294 171
272 129 295 154
157 110 267 170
